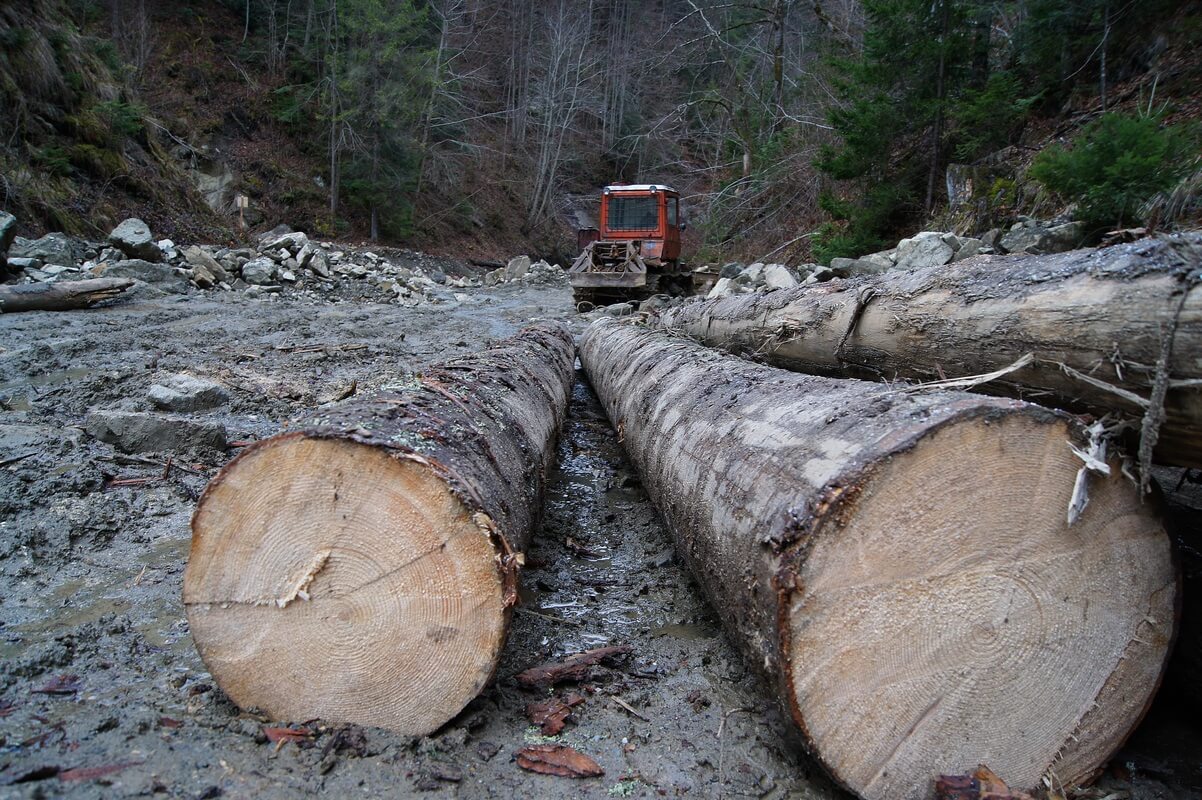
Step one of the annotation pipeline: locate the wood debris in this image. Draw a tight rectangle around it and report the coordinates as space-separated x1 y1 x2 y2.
515 744 604 778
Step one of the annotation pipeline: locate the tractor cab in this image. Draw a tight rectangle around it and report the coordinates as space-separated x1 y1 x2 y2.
596 184 683 266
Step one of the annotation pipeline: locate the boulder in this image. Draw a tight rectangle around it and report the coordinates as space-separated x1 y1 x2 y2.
707 277 735 299
183 246 229 282
0 211 16 256
505 255 532 280
191 263 218 289
258 224 293 244
829 257 890 278
85 410 227 455
307 250 331 278
11 232 81 267
240 256 278 285
262 231 308 253
861 250 896 268
719 262 744 279
109 218 162 262
951 237 984 262
895 231 955 269
763 263 798 289
148 374 229 412
604 302 635 317
484 267 506 286
809 265 837 282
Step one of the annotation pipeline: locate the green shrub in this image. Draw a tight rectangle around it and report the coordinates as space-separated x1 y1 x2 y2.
1030 113 1197 233
812 184 906 264
33 145 74 177
95 98 146 138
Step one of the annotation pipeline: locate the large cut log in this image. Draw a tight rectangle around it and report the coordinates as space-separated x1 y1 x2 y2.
580 318 1176 800
0 277 134 312
184 323 574 734
654 235 1202 468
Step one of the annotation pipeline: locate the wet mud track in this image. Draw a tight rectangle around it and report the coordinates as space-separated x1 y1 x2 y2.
0 285 1199 798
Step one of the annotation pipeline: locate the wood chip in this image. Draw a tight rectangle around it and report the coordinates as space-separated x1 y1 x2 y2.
935 765 1035 800
515 645 632 689
515 744 603 778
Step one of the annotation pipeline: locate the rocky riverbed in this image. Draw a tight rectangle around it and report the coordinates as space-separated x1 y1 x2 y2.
0 235 1200 799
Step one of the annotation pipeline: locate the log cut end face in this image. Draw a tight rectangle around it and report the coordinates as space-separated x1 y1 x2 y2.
784 412 1176 800
183 435 508 735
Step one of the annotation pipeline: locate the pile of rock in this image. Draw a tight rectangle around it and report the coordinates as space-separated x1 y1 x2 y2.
482 255 566 287
705 217 1090 300
705 262 804 300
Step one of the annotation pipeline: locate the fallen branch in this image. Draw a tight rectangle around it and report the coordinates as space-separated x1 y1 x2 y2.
0 278 135 313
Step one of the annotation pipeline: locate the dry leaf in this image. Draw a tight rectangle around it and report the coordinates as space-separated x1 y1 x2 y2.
516 744 603 778
526 693 585 735
263 726 313 747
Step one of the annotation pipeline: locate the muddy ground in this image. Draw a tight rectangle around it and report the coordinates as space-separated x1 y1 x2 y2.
0 265 1200 799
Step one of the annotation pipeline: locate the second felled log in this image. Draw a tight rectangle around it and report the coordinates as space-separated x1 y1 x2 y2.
184 323 574 734
581 318 1176 800
654 235 1202 467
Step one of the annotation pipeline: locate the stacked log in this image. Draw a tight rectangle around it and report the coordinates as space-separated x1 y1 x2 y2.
184 323 574 734
654 235 1202 468
580 318 1176 800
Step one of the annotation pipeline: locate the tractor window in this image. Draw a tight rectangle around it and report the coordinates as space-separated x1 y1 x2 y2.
667 197 678 227
608 196 659 231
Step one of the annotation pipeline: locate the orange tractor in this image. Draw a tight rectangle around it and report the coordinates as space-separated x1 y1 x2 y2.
569 184 703 307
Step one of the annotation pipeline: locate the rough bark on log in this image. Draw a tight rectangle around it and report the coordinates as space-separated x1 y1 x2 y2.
654 235 1202 468
580 318 1176 800
184 323 574 734
0 278 135 312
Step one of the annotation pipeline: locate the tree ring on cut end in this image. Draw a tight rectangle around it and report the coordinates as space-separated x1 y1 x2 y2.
784 412 1175 800
184 435 507 734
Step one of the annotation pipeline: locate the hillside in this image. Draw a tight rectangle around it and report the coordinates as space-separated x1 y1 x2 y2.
1 0 1199 264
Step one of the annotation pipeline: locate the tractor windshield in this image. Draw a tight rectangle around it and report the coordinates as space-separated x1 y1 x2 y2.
608 195 659 231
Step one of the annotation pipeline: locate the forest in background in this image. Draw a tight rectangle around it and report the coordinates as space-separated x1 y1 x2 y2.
1 0 1199 264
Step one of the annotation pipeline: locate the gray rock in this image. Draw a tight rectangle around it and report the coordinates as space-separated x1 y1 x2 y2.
279 269 297 283
861 250 896 268
719 262 743 279
109 218 162 262
810 265 836 282
762 263 798 289
191 263 218 289
11 232 81 267
483 268 505 286
183 246 228 282
307 250 331 278
707 277 735 299
895 231 955 269
979 228 1001 248
0 211 16 255
829 257 890 278
85 410 227 455
101 259 188 292
604 302 635 317
1045 221 1085 252
505 255 531 280
241 256 278 285
262 231 308 253
148 374 228 412
258 224 293 244
738 263 765 283
951 237 984 262
1000 220 1085 254
7 256 40 270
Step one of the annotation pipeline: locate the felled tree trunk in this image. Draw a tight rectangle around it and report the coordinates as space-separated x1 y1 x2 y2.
0 278 134 312
580 318 1176 800
184 323 574 735
655 235 1202 468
